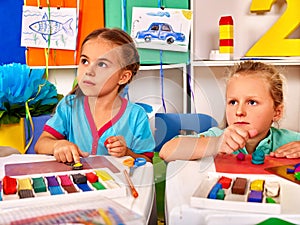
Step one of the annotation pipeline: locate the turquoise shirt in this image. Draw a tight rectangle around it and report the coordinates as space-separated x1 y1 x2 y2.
198 127 300 155
44 95 155 156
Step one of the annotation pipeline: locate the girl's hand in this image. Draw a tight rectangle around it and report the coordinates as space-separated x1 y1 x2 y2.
218 125 257 154
270 141 300 158
105 136 128 157
53 140 89 163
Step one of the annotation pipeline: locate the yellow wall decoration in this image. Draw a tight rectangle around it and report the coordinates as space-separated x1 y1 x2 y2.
246 0 300 56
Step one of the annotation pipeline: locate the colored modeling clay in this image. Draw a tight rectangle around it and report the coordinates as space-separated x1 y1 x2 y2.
266 197 276 203
86 172 99 183
58 175 73 186
217 189 225 200
71 174 87 184
294 172 300 181
46 176 60 186
218 176 232 189
248 190 263 203
72 162 83 170
95 170 113 181
251 149 265 165
208 183 222 199
76 183 92 192
18 178 33 190
265 181 280 197
62 185 78 193
286 168 295 174
250 179 264 191
3 176 17 195
236 152 245 161
32 177 47 193
231 177 247 195
48 186 64 195
18 189 35 199
91 181 106 190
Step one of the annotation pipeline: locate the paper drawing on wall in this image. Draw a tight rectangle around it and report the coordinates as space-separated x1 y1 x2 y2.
131 7 192 52
21 6 77 50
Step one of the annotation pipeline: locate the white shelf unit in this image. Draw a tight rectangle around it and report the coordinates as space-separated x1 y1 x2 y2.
189 0 300 131
32 63 188 114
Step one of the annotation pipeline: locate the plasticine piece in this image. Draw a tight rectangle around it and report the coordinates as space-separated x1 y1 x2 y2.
71 174 87 184
95 170 113 181
45 176 60 187
18 189 35 199
208 183 222 199
248 190 263 203
86 172 99 183
77 183 92 192
18 178 33 190
294 163 300 169
250 179 264 191
266 197 276 203
3 176 17 195
294 166 300 173
251 149 265 165
218 176 232 189
216 188 225 200
236 152 245 161
58 175 73 186
231 177 247 195
48 186 64 195
62 185 78 193
265 181 280 197
72 162 83 170
32 177 47 193
91 181 106 190
294 172 300 181
286 168 295 174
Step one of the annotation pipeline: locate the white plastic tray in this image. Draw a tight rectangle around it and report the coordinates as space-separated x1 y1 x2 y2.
190 172 281 214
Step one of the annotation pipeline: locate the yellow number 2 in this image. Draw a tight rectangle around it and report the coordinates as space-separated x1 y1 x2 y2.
245 0 300 57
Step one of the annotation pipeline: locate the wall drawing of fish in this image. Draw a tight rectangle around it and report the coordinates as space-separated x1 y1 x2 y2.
29 13 73 42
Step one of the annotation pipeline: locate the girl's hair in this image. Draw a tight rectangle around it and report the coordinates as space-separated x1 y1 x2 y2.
227 60 284 109
70 27 140 94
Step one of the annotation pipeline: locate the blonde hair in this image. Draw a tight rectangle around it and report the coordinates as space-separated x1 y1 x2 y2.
227 60 284 109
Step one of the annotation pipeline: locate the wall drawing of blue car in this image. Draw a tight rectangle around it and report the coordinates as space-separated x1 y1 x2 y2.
136 22 185 44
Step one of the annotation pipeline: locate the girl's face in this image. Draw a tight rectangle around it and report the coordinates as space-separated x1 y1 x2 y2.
77 38 131 97
226 73 282 138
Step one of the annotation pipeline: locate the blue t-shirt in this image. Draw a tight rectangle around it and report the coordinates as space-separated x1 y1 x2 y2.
198 126 300 154
44 95 155 155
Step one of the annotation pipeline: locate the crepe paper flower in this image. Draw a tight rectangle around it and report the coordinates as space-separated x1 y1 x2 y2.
0 63 62 125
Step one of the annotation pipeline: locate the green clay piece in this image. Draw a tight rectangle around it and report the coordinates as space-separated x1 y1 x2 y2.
92 181 106 190
32 177 47 193
217 188 225 200
266 197 276 203
294 172 300 181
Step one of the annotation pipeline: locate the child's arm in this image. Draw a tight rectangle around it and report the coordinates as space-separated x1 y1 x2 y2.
105 136 152 162
34 131 89 163
159 136 221 162
159 125 258 162
270 141 300 158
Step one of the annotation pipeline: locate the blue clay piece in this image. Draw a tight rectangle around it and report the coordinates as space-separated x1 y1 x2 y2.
251 149 265 165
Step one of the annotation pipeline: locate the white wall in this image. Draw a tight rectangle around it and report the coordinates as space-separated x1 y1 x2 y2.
192 65 300 132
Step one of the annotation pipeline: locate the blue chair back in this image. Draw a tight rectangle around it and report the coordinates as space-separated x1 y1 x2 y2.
25 114 52 154
154 113 218 152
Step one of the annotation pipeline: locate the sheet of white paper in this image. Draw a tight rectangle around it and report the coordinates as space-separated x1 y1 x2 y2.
21 6 77 50
131 7 192 52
